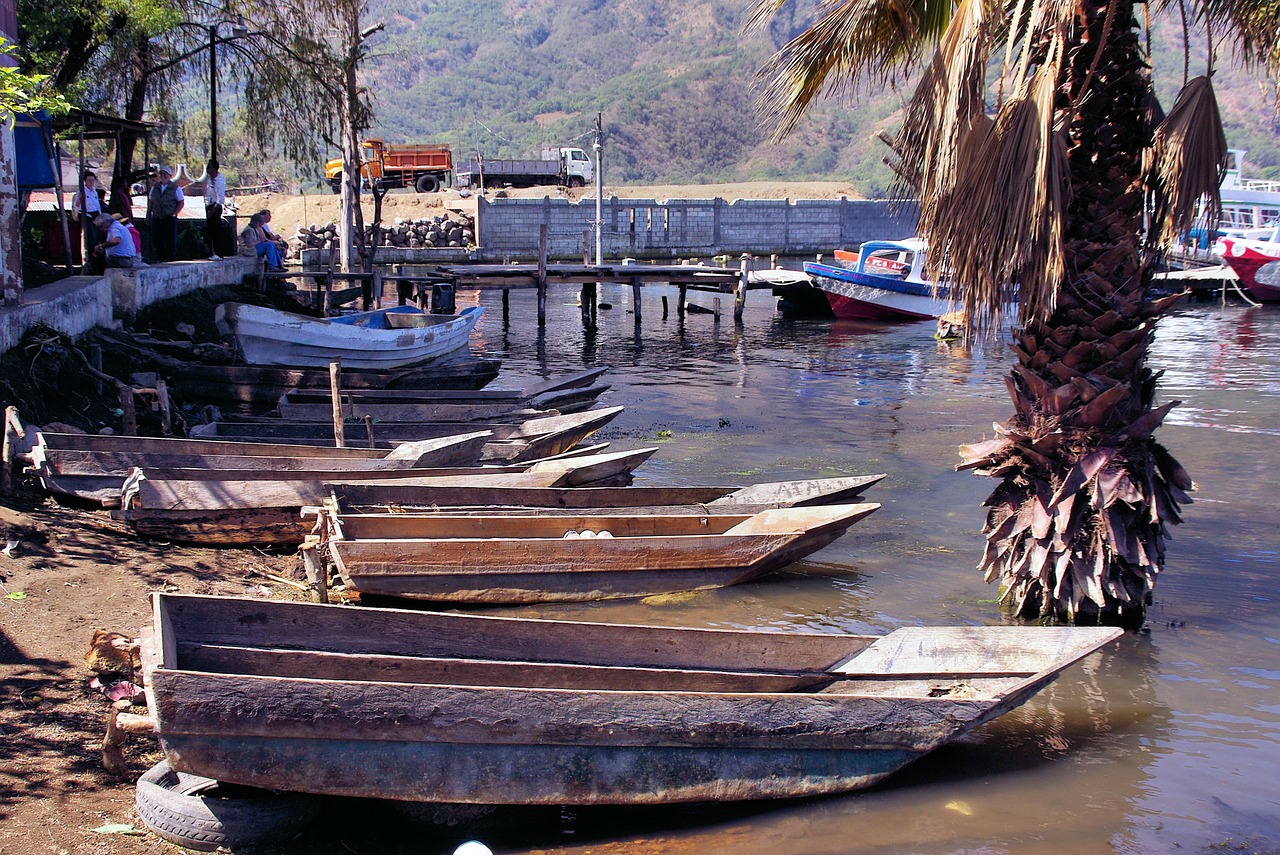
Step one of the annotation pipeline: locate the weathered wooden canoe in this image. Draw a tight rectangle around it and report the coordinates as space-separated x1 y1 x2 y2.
216 303 483 369
274 381 611 421
26 431 495 507
118 474 885 547
162 358 503 413
315 502 879 604
142 593 1123 805
189 406 625 462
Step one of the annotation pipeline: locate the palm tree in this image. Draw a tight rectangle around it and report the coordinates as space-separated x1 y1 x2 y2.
751 0 1279 626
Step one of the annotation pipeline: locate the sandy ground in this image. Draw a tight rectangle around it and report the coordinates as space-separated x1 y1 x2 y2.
234 180 865 237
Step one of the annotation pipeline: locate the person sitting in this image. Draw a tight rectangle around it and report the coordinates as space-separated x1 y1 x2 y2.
114 213 143 256
240 213 285 270
257 209 290 260
94 213 143 269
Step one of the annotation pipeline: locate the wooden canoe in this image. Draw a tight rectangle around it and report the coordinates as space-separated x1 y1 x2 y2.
216 303 484 369
26 431 495 507
142 592 1123 805
274 382 611 421
316 502 879 604
188 406 625 462
117 474 885 547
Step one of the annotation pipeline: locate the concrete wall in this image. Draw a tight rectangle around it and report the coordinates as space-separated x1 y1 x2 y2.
474 195 918 261
0 275 112 355
107 257 257 318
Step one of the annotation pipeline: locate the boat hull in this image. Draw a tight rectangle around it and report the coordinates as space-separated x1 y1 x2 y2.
803 262 947 320
143 594 1122 806
1216 236 1280 301
216 303 483 369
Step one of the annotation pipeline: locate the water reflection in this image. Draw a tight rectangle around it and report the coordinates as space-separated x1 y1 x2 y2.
448 288 1280 854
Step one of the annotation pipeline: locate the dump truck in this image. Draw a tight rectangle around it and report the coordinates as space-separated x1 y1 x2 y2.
325 139 453 194
455 147 594 189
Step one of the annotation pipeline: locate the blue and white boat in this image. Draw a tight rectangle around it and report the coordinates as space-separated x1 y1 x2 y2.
216 303 483 369
803 238 955 321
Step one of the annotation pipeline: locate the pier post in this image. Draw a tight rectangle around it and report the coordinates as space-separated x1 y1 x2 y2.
329 360 344 448
678 284 687 317
735 256 749 323
581 281 596 328
537 224 549 327
631 275 642 326
502 288 510 325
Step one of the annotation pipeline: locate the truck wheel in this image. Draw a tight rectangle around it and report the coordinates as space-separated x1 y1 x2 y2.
135 759 322 851
415 174 441 193
329 176 342 194
569 176 586 188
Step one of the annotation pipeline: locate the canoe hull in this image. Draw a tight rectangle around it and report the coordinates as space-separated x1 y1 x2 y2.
144 594 1123 806
216 303 483 369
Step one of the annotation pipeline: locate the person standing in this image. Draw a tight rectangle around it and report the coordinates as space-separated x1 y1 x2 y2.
203 160 227 258
146 166 184 262
73 171 104 272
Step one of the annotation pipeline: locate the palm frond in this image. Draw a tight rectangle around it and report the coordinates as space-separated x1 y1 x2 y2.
754 0 960 139
922 38 1068 336
1145 75 1227 248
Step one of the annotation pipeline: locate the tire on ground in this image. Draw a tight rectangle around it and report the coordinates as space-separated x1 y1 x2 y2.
135 759 322 851
415 174 441 193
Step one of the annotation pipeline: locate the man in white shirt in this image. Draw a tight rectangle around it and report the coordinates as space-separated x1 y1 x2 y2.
203 160 227 258
73 171 104 272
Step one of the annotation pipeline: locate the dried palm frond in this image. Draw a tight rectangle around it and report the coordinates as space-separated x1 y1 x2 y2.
1145 75 1227 248
920 36 1067 338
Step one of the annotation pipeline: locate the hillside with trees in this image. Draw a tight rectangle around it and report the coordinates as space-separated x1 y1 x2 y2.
16 0 1280 194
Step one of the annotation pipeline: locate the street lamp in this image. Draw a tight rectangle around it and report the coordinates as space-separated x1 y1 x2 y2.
208 15 248 163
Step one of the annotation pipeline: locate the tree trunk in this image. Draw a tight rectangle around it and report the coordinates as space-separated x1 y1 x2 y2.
959 0 1193 627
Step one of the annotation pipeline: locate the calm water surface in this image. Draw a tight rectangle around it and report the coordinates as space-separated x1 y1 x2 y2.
440 286 1279 855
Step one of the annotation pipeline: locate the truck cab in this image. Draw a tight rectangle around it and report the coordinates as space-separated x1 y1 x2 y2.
325 139 453 193
542 147 595 187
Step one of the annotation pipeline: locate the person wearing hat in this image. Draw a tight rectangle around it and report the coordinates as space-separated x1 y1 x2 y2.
94 213 141 268
203 160 227 258
113 213 143 256
146 166 184 262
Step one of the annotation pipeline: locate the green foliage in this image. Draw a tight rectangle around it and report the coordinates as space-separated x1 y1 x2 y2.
0 38 72 118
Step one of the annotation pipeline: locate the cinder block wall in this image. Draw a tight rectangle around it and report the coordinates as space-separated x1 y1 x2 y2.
475 196 918 261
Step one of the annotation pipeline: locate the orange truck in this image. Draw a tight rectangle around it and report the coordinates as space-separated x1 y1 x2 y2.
325 139 453 194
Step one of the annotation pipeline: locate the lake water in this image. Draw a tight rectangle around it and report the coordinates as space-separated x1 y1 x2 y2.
426 285 1280 854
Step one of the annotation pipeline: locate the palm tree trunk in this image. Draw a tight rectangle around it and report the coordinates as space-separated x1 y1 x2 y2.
960 0 1193 626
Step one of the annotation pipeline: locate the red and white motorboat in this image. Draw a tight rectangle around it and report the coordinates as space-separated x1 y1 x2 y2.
1215 228 1280 302
803 238 954 321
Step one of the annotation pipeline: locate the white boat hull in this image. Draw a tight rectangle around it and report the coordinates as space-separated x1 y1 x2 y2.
217 303 483 369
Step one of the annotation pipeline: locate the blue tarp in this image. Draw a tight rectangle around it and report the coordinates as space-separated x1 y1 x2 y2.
13 110 58 189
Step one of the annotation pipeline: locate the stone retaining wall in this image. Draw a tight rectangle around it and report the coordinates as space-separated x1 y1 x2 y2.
475 195 918 261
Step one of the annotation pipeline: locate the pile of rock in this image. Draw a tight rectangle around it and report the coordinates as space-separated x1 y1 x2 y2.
291 212 475 257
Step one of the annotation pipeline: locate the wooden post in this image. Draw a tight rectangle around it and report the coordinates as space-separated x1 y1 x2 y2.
257 257 267 291
329 360 344 448
735 256 749 323
581 281 597 327
583 229 591 266
713 297 722 322
323 247 337 316
1 406 22 495
155 378 171 436
631 275 642 326
302 544 329 604
371 269 383 310
364 415 375 448
678 284 687 317
118 386 137 436
537 224 549 327
770 254 779 269
502 288 510 325
661 294 668 319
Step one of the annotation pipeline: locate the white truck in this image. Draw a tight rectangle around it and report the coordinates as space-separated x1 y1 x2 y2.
456 146 594 189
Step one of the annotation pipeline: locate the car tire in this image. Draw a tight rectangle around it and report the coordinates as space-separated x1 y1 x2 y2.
416 174 441 193
135 759 322 851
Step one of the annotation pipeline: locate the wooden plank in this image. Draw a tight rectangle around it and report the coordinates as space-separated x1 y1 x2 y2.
153 594 867 673
35 431 390 459
832 626 1124 677
176 643 834 693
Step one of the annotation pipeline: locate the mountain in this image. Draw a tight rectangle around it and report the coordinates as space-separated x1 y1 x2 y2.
356 0 1280 191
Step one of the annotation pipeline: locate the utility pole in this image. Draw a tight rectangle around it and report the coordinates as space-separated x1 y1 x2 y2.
593 113 603 267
